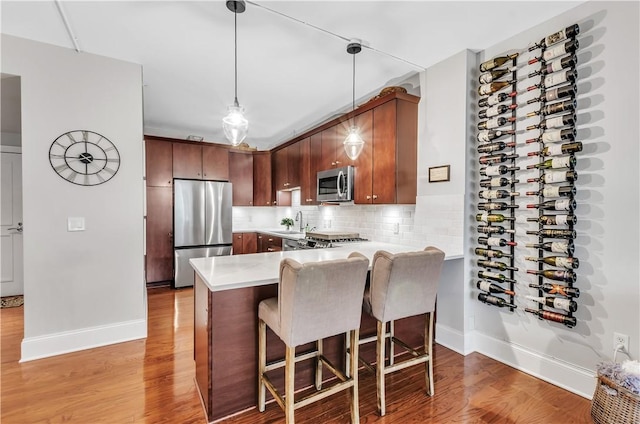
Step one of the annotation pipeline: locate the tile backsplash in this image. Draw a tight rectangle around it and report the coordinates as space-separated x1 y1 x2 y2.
232 190 463 257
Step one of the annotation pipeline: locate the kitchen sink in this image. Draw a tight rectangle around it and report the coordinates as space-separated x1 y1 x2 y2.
272 230 304 235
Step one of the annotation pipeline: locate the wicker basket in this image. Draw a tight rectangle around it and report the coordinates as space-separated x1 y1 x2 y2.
591 374 640 423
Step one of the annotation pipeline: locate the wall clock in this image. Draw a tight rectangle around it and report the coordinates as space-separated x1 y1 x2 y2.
49 130 121 186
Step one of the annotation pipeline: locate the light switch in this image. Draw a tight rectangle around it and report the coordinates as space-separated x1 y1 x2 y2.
68 217 85 232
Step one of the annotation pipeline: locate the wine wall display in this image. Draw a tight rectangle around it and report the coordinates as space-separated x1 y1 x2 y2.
475 23 582 328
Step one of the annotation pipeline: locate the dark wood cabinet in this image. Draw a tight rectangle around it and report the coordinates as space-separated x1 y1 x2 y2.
233 232 258 255
285 142 300 188
258 233 282 252
146 186 173 283
272 147 289 191
320 125 353 170
253 152 274 206
203 145 229 180
172 143 202 179
272 143 300 191
299 135 321 205
229 151 253 206
145 138 173 187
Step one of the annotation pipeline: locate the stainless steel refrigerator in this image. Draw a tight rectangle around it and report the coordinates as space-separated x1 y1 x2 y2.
173 179 233 288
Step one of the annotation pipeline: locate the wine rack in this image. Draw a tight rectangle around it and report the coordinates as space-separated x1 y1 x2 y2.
475 23 582 326
475 53 519 312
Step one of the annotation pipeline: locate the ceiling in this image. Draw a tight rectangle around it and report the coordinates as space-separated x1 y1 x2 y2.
1 1 583 150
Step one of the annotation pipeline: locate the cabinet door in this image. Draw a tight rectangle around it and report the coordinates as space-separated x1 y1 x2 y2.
146 186 174 283
203 145 229 181
308 133 322 204
232 233 244 255
372 100 397 204
299 137 313 204
173 143 202 179
253 152 273 206
333 124 351 169
229 151 253 206
242 232 257 254
353 110 374 204
320 126 337 170
286 142 300 188
145 139 173 187
272 148 288 191
257 233 265 252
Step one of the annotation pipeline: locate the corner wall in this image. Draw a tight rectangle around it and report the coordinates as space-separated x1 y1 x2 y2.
1 35 146 360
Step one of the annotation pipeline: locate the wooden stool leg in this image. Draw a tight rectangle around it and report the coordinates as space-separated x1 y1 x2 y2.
258 319 266 412
376 320 386 416
315 339 323 390
349 330 360 424
345 333 351 378
389 320 395 366
285 345 296 424
426 312 435 396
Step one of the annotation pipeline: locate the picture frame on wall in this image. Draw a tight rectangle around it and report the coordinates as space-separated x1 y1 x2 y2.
428 165 450 183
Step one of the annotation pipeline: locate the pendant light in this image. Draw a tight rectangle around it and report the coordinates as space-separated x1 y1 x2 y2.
343 40 365 160
222 0 248 146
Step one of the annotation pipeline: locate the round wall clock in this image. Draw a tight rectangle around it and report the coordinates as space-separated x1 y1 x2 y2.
49 130 121 186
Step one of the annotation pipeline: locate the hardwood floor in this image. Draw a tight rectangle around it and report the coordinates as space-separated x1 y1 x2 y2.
1 288 592 423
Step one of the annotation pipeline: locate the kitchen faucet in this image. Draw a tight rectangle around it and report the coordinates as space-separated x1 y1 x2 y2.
295 211 303 232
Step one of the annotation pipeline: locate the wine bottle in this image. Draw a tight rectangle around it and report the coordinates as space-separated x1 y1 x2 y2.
478 116 517 130
525 256 579 269
478 202 519 211
526 240 574 255
526 295 578 313
480 177 519 188
528 142 583 156
476 213 516 223
527 199 576 211
479 53 519 72
527 70 577 91
477 259 518 272
527 269 577 283
477 129 515 143
479 153 519 165
477 280 515 296
479 67 516 84
527 55 577 78
527 170 578 184
475 247 513 259
478 293 516 308
525 307 576 327
526 114 575 131
477 225 515 235
528 282 580 298
529 24 580 51
480 165 520 177
478 80 517 96
479 236 517 247
526 156 576 170
478 270 516 284
528 40 579 64
526 84 576 105
479 104 517 119
478 91 517 108
526 214 577 226
526 99 577 118
478 141 516 154
526 186 576 198
479 189 520 199
526 229 577 239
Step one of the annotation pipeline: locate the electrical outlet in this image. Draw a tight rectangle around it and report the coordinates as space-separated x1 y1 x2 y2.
613 332 629 352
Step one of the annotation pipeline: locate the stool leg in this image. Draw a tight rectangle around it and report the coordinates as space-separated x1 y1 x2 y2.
285 345 296 424
258 319 266 412
315 339 323 390
349 330 360 424
426 312 435 396
389 320 395 366
376 320 386 416
345 333 351 378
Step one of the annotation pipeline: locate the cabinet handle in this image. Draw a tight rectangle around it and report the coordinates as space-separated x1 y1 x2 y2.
267 248 274 252
335 161 340 165
373 194 378 200
168 180 172 185
237 235 242 239
331 162 336 166
268 238 273 242
366 195 371 200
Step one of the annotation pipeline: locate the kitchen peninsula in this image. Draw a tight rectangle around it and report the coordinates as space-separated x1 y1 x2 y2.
190 241 460 422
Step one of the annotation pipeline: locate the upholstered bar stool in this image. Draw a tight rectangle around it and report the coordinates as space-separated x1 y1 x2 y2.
258 253 370 424
359 246 445 416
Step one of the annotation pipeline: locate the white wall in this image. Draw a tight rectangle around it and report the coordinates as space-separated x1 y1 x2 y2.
471 1 639 398
1 35 146 361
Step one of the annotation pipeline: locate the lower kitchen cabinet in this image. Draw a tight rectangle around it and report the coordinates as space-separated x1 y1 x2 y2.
146 186 173 283
233 232 258 255
258 233 282 252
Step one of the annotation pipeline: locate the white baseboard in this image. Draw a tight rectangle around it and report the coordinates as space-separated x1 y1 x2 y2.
473 331 596 399
20 319 147 362
435 323 475 356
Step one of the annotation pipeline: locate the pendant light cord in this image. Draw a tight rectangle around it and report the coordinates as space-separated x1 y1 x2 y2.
234 10 239 107
352 52 356 113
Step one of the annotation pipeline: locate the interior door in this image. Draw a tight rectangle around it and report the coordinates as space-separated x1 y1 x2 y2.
1 151 23 296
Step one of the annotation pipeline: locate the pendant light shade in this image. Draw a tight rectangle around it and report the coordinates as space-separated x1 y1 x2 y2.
223 1 248 146
343 41 365 160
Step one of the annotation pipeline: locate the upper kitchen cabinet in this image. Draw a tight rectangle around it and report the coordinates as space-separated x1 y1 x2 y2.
253 152 274 206
229 151 253 206
355 94 418 204
145 138 173 187
173 142 203 179
202 145 229 180
272 142 300 191
299 134 321 205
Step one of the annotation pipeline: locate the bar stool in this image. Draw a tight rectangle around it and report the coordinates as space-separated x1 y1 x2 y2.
258 253 370 424
359 246 445 416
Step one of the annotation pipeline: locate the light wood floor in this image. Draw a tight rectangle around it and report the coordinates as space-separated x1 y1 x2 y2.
1 287 592 423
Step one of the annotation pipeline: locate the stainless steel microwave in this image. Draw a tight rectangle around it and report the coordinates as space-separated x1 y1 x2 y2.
317 166 354 202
